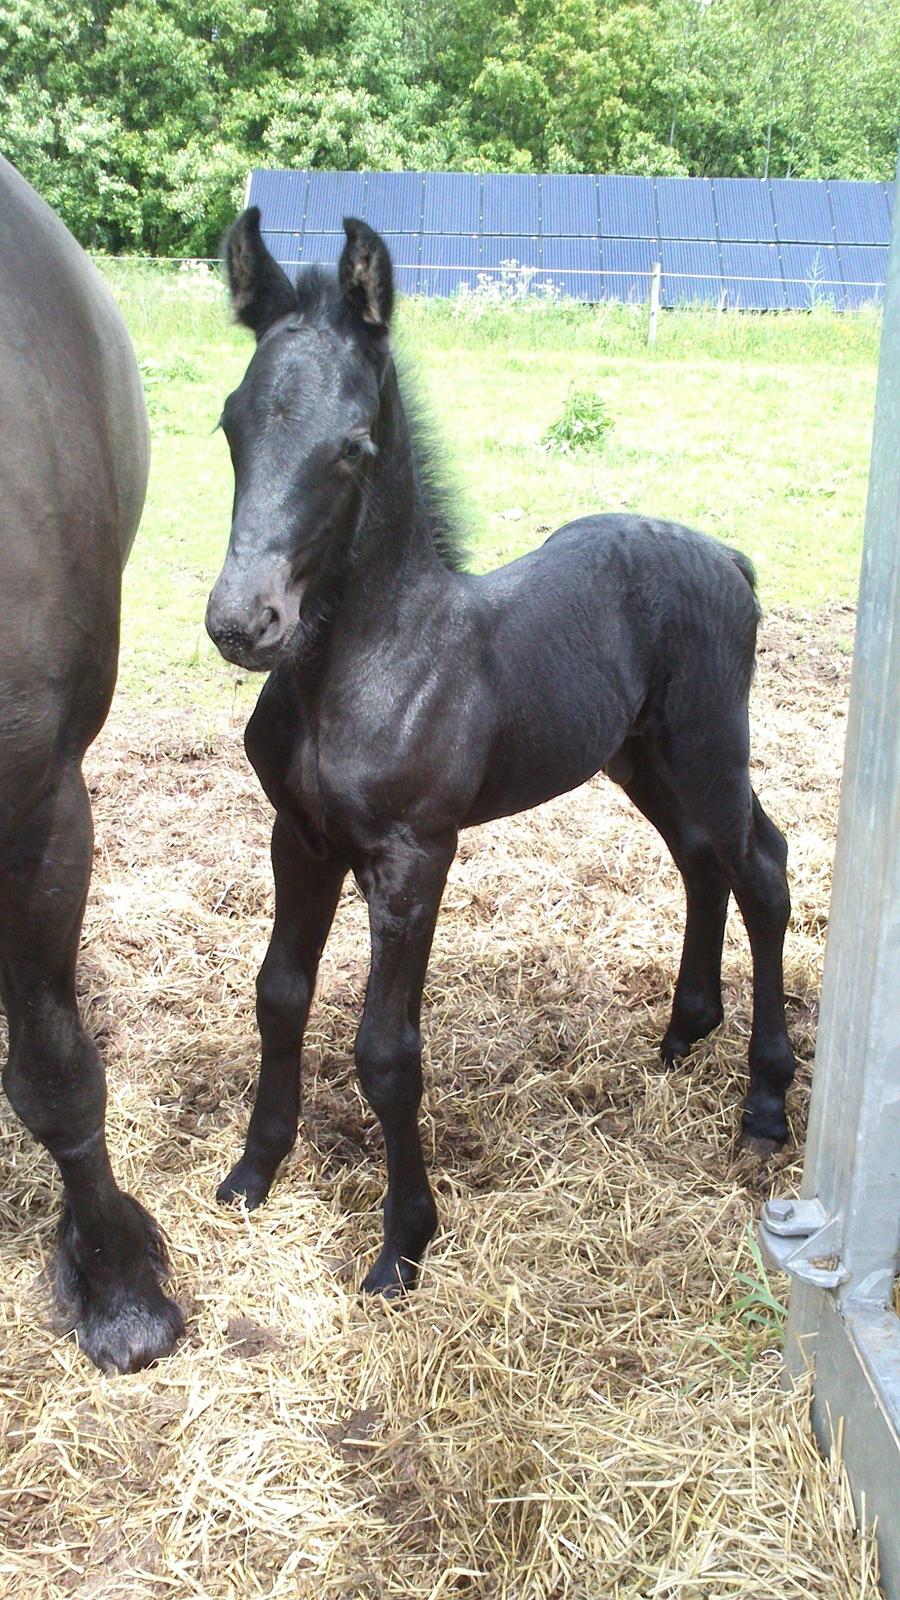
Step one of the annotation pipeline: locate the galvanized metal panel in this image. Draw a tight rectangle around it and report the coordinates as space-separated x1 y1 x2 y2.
541 235 602 299
770 178 833 242
422 172 481 234
828 180 891 245
418 231 480 294
304 171 367 231
540 175 598 237
249 170 309 233
597 176 657 239
601 238 656 300
766 151 900 1600
656 177 716 240
481 172 539 234
712 178 776 242
363 171 425 233
720 242 785 309
779 243 844 308
840 246 889 308
658 241 720 304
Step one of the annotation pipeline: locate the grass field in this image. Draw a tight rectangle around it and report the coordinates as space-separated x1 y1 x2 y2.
0 271 886 1597
102 263 879 705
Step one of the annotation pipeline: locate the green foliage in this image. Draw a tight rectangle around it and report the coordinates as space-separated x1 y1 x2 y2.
542 388 614 454
1 0 898 255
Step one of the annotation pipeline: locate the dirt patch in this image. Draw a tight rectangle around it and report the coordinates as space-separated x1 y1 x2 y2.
0 603 881 1597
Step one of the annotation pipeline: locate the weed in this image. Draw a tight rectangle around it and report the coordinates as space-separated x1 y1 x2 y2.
542 389 613 455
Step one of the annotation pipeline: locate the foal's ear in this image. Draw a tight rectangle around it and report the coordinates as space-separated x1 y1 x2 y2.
225 207 297 339
338 218 394 330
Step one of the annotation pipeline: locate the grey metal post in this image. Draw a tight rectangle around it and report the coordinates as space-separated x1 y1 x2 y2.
759 157 900 1597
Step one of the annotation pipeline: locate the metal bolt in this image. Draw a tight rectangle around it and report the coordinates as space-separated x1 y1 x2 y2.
767 1198 795 1222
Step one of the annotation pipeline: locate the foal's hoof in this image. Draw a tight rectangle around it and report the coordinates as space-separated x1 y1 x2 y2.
216 1156 275 1212
56 1196 184 1374
660 1003 724 1068
737 1130 783 1160
360 1249 420 1298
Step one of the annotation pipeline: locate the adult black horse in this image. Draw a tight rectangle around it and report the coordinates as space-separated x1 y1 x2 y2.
0 156 182 1370
207 210 795 1295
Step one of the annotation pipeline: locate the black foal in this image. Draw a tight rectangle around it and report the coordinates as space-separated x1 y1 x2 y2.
206 209 795 1294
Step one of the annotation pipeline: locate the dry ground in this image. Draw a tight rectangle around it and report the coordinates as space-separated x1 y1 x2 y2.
0 603 883 1598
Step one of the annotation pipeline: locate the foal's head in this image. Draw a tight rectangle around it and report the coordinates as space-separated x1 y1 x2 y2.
206 207 395 671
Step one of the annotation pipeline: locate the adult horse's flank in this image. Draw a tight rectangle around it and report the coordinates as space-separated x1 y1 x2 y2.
207 209 795 1295
0 156 183 1370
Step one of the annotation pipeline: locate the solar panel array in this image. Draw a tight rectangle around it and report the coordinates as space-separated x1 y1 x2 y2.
247 170 893 309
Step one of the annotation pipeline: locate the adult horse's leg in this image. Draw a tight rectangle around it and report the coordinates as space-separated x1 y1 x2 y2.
217 815 347 1209
614 739 730 1063
0 764 183 1372
354 830 457 1295
654 723 794 1151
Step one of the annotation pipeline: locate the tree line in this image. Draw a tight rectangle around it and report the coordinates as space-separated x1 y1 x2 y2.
2 0 898 256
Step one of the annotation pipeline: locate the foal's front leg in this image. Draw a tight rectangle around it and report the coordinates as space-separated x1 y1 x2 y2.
217 815 347 1210
354 829 457 1295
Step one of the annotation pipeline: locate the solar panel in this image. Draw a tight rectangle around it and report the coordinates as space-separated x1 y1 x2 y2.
828 181 891 245
598 176 657 239
540 176 597 237
364 172 425 234
480 235 541 272
770 180 833 243
602 239 657 300
251 171 309 234
304 172 367 231
657 178 716 241
419 232 480 294
482 172 539 234
712 180 776 243
246 170 890 308
658 242 720 304
839 246 889 308
422 173 481 234
720 243 785 310
779 244 844 308
295 231 342 268
541 236 602 299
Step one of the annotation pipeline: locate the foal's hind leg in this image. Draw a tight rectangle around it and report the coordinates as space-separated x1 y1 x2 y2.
0 765 183 1372
614 739 730 1064
653 731 795 1151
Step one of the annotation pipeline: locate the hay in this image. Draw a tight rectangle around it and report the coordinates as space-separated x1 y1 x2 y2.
0 603 882 1598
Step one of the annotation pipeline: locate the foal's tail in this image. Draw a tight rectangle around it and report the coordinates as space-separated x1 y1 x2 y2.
728 546 762 623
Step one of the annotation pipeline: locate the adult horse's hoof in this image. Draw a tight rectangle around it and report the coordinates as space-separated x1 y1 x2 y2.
56 1195 184 1374
216 1156 275 1211
360 1249 419 1298
74 1286 185 1374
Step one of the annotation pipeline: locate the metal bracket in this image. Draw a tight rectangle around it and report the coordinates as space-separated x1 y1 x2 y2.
758 1197 849 1291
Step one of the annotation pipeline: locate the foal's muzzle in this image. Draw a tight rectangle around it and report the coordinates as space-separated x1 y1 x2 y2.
205 565 300 672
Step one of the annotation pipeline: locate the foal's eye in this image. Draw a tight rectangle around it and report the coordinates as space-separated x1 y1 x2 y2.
343 435 375 462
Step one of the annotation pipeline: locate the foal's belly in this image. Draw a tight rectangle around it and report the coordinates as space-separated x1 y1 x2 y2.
462 716 628 827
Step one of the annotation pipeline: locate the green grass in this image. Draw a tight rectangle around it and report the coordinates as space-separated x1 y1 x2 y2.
99 261 879 708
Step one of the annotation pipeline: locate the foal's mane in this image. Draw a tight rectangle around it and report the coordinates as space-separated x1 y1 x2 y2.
293 264 471 575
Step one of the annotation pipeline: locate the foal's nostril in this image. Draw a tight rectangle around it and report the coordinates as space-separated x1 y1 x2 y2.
254 605 283 647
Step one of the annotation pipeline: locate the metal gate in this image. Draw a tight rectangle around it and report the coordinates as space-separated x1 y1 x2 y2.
759 153 900 1598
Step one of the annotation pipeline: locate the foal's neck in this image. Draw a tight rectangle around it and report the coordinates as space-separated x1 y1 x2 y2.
348 362 448 594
